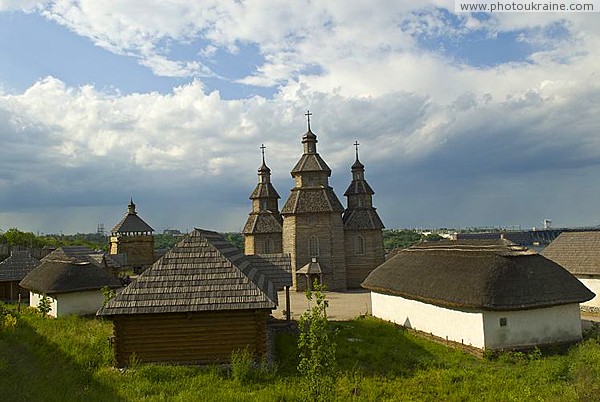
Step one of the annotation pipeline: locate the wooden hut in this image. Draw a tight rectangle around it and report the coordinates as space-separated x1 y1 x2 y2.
0 251 40 301
542 232 600 311
19 257 122 317
43 246 122 277
363 240 594 352
97 228 277 366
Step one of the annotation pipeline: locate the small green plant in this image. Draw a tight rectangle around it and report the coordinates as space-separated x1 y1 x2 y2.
101 286 116 306
297 281 337 401
37 293 52 317
2 313 17 332
231 347 255 383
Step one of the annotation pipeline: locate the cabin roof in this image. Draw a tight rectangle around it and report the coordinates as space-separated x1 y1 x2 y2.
19 259 121 295
542 232 600 276
0 251 40 282
363 240 594 311
98 228 277 316
245 253 292 290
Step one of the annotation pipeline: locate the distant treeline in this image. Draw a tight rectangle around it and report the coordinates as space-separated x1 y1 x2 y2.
1 228 441 256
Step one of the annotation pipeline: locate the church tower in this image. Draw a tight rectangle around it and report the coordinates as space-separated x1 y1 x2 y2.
342 142 385 288
281 112 347 291
243 145 283 255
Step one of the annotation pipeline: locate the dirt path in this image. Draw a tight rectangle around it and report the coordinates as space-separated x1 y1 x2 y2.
273 289 371 321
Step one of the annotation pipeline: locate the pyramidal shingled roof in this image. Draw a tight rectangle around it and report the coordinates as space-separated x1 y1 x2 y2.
111 200 154 235
542 232 600 276
98 228 277 316
363 241 594 311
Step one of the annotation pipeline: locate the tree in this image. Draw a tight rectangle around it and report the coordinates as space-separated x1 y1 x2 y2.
37 293 52 317
297 281 337 401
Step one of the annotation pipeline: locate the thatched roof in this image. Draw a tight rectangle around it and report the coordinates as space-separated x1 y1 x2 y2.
245 254 292 290
98 228 277 316
111 200 154 235
0 251 40 282
542 232 600 276
363 241 594 311
19 260 121 295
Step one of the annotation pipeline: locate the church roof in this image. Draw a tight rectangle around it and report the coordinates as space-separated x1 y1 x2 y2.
362 241 594 311
542 232 600 276
290 153 332 175
343 208 385 230
20 259 121 295
344 180 375 196
0 251 40 282
111 200 154 235
98 228 277 316
281 188 344 214
249 182 280 199
243 212 283 234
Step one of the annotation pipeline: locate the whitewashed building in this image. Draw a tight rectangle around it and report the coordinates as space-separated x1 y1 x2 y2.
363 240 594 352
542 232 600 311
20 258 121 318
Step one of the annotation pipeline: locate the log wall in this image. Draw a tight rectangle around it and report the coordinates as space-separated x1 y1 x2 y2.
111 309 271 366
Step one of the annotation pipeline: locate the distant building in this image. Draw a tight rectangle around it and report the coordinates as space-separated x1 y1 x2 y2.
0 251 39 301
363 240 594 352
98 229 277 366
243 114 385 291
20 256 121 318
109 199 155 271
542 232 600 311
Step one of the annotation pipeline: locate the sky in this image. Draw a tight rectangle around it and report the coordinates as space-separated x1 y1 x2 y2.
0 1 599 234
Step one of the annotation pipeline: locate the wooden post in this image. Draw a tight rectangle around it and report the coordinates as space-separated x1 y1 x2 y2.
285 286 291 322
17 293 21 313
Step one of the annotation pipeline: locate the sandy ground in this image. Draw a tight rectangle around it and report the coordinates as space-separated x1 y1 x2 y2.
273 289 371 321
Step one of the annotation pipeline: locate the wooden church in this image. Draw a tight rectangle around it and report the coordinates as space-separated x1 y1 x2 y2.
243 112 385 291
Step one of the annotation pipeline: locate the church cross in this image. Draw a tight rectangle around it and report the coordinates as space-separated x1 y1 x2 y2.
260 143 266 163
354 140 360 159
305 110 312 130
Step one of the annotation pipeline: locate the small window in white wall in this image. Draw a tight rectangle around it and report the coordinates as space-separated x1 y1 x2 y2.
499 317 508 327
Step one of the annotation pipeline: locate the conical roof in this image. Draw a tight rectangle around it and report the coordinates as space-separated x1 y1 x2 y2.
98 228 277 316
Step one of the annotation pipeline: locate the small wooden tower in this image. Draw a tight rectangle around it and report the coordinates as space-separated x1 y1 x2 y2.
281 112 347 291
109 199 155 270
342 142 385 288
243 145 284 255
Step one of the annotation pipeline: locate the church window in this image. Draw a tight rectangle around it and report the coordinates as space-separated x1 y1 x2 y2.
354 173 360 180
307 216 316 225
307 175 315 186
358 198 365 207
354 235 365 255
264 238 274 254
260 200 268 210
309 235 320 257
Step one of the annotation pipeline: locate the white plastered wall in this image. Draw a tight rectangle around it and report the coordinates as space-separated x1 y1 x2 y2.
371 292 486 348
577 277 600 308
30 290 107 317
483 304 582 350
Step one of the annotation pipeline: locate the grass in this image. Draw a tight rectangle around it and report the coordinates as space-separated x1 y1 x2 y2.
2 303 600 401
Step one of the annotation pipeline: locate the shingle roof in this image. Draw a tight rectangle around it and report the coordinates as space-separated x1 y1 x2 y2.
98 228 277 316
243 212 283 234
0 251 40 282
282 188 344 214
19 260 122 295
343 208 384 230
245 254 292 290
344 179 374 196
249 182 280 199
542 232 600 276
362 241 594 311
111 201 154 235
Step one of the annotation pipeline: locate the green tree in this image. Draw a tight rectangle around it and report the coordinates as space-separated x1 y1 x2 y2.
382 229 422 251
298 281 337 401
37 293 52 317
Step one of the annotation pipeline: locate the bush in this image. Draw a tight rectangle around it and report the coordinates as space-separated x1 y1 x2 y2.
37 294 52 317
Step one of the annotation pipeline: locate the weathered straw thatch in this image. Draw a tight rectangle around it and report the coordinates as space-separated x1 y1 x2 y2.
0 251 40 282
245 253 292 290
363 241 594 310
542 232 600 276
19 259 121 295
43 246 121 270
98 228 277 316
